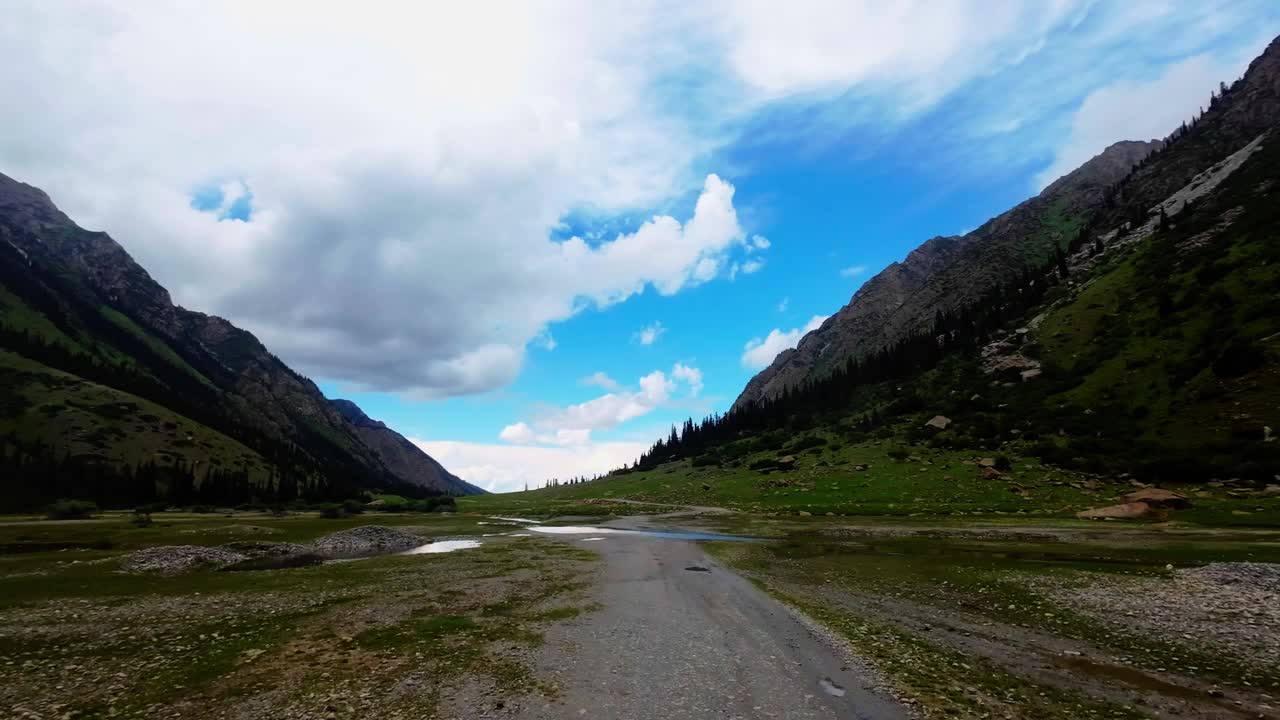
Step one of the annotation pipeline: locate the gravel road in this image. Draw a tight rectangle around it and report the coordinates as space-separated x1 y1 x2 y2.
517 517 907 720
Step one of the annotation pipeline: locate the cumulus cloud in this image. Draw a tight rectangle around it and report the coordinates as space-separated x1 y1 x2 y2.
671 363 704 397
1035 50 1260 189
413 439 648 493
4 1 1265 400
501 364 702 446
840 264 867 278
633 322 667 346
741 315 827 369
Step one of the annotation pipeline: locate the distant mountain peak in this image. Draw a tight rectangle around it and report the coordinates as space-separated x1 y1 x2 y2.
331 398 387 429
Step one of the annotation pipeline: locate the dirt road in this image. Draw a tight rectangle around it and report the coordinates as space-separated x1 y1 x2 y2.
516 517 906 720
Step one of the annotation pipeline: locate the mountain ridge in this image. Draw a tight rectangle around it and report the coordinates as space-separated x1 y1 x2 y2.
734 138 1161 409
0 171 481 503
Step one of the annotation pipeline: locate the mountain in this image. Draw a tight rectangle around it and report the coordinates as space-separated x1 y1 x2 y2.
331 399 485 496
0 172 478 509
617 34 1280 488
735 139 1161 410
736 35 1280 411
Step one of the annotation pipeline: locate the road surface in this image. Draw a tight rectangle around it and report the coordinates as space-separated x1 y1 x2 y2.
516 516 907 720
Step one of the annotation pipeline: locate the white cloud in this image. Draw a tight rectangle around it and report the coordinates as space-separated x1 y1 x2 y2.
840 264 867 278
741 315 827 370
1035 49 1259 189
502 363 702 445
633 321 666 346
413 439 648 493
498 421 537 445
671 363 704 397
3 1 1267 400
580 371 622 392
730 258 765 279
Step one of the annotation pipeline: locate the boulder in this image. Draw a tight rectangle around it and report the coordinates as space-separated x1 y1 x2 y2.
981 466 1003 480
1077 502 1152 520
978 457 997 468
1020 368 1043 382
925 415 952 431
777 455 797 469
1122 487 1191 509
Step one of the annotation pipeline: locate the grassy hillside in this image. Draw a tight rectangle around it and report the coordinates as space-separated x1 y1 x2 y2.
0 351 273 479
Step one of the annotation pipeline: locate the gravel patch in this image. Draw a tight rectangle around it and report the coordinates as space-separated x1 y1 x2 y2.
119 546 247 575
309 525 426 557
1036 561 1280 667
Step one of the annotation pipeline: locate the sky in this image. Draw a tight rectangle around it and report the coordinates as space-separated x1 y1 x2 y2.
2 1 1277 492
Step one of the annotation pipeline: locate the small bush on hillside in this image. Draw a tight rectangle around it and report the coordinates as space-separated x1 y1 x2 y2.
45 499 97 520
886 446 911 462
993 455 1012 472
691 454 720 467
341 498 366 515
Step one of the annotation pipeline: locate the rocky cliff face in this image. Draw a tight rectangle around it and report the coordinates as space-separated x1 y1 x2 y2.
0 172 473 494
332 399 485 495
734 139 1161 409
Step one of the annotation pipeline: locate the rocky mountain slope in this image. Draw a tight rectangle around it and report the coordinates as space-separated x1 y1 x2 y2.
331 399 484 496
737 34 1280 411
0 173 477 505
735 139 1160 409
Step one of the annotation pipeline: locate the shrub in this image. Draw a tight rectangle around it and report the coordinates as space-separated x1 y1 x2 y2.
886 446 911 462
341 498 366 515
317 503 347 519
45 499 97 520
130 510 154 528
993 455 1012 472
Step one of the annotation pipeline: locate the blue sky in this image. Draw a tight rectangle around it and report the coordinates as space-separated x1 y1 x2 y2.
6 1 1279 491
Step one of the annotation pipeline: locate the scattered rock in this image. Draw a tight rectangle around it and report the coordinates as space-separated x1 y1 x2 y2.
221 541 310 558
978 458 997 468
925 415 952 431
310 526 426 557
797 511 812 517
120 546 247 575
1019 368 1043 382
1122 487 1191 509
1076 502 1152 520
1182 562 1280 593
1262 485 1280 496
852 464 869 471
777 455 797 470
981 467 1004 480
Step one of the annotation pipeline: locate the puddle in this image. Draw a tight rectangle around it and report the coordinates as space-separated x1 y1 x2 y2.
819 677 847 697
487 516 544 524
529 526 759 542
685 566 711 572
400 540 482 555
579 537 605 542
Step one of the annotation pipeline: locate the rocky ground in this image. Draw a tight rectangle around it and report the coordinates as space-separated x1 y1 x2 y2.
705 521 1280 720
1 524 599 720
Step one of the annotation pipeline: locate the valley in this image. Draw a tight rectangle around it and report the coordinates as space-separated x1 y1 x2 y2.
3 13 1279 720
3 504 1278 719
